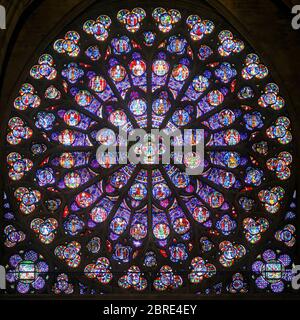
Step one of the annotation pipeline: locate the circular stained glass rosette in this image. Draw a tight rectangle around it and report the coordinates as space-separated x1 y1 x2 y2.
3 5 295 295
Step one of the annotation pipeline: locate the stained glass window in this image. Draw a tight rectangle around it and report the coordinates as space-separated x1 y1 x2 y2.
1 4 297 296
